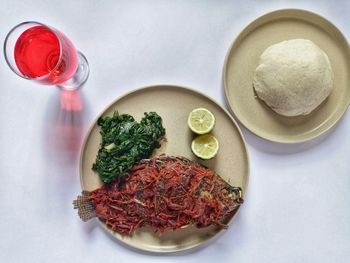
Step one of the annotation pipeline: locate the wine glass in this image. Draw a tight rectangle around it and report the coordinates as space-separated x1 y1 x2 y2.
3 21 89 90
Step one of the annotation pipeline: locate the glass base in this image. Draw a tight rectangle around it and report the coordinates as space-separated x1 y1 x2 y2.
57 51 89 90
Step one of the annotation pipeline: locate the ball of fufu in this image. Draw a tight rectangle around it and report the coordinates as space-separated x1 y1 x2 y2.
253 39 334 116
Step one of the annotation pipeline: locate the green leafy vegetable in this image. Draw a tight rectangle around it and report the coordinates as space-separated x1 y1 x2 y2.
92 111 166 183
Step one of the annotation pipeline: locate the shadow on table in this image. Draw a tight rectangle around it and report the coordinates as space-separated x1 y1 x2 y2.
240 124 334 155
42 89 90 211
44 89 85 166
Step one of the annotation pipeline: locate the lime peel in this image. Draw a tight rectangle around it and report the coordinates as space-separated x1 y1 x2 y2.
191 134 219 160
187 108 216 135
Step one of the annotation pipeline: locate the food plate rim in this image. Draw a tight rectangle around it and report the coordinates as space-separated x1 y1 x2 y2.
223 8 350 144
78 84 250 253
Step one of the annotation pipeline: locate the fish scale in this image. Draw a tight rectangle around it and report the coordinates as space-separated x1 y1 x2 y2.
74 155 243 236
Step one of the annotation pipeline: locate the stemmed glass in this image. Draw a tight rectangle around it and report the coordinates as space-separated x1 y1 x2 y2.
4 21 89 90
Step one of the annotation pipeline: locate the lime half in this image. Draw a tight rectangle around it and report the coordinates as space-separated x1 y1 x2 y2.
188 108 216 134
191 134 219 160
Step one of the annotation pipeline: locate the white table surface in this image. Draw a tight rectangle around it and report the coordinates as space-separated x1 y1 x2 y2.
0 0 349 262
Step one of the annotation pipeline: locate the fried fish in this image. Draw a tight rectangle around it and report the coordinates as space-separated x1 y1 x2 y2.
73 155 243 235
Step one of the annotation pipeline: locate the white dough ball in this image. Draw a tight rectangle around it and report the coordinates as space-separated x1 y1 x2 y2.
253 39 334 116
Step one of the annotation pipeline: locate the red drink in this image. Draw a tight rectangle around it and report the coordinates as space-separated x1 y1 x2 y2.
14 25 78 85
5 22 89 90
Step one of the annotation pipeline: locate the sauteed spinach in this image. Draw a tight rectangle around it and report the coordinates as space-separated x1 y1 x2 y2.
92 111 165 183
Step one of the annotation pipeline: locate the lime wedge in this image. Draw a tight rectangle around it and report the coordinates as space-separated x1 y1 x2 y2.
191 134 219 160
187 108 215 134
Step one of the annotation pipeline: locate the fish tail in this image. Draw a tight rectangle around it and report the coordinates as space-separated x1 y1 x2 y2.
73 191 96 222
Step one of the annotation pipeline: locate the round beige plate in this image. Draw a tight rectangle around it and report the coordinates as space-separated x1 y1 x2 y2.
80 85 249 253
224 9 350 143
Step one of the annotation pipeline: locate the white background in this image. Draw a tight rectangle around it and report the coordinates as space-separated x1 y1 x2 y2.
0 0 349 262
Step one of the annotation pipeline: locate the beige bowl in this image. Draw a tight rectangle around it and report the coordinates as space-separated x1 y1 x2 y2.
224 9 350 143
79 85 249 253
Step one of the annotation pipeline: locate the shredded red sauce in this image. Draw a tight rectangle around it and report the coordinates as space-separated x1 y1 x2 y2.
88 156 242 235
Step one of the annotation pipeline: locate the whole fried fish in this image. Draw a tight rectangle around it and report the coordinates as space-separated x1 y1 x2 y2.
73 155 243 235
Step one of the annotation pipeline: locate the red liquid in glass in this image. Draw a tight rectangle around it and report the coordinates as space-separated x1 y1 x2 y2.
14 25 78 85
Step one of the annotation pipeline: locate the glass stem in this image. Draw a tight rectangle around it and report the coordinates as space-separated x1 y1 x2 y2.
57 51 89 90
